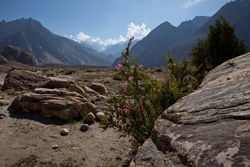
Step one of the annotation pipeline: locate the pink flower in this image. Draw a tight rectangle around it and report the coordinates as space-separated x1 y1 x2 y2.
126 59 129 64
119 110 123 114
146 101 150 105
116 103 120 107
125 105 130 113
131 65 135 69
115 66 119 70
120 121 124 126
139 65 143 71
124 49 127 53
131 36 135 40
123 81 128 87
129 76 133 81
118 116 124 120
173 63 177 66
118 64 123 68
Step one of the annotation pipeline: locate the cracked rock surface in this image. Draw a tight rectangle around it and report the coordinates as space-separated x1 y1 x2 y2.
131 53 250 167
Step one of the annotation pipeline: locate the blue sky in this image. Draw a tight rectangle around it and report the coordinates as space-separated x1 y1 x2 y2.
1 0 232 49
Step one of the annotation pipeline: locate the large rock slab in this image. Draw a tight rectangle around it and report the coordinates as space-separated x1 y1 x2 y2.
2 70 74 91
1 45 38 66
37 77 74 89
9 88 98 121
2 70 48 91
131 53 250 167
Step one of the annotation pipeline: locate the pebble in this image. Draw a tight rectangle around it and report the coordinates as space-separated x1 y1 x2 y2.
60 128 69 136
84 112 95 124
95 112 105 121
80 124 89 132
52 144 58 149
0 113 7 119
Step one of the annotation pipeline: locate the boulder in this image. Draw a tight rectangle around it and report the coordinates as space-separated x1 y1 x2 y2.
2 70 48 91
82 85 99 95
131 53 250 167
2 70 75 91
9 88 98 121
68 84 86 97
37 77 74 89
1 45 38 66
89 83 108 95
0 55 7 64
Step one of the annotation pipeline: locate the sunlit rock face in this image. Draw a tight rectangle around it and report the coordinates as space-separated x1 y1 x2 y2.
131 52 250 167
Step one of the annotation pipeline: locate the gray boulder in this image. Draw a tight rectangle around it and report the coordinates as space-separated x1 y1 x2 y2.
89 83 108 95
9 88 98 121
37 77 74 89
2 70 74 91
2 70 48 91
131 53 250 167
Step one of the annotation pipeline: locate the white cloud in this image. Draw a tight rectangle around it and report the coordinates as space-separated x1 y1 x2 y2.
184 0 203 8
76 32 91 42
127 22 151 40
67 22 151 51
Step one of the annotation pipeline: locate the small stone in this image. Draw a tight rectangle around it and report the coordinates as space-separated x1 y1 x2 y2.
80 124 89 132
52 144 58 149
0 113 7 119
60 128 69 136
0 100 9 106
95 112 105 121
84 112 95 124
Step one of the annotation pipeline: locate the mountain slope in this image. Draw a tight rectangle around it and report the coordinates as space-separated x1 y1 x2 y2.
172 0 250 61
113 16 210 67
114 0 250 67
0 18 110 66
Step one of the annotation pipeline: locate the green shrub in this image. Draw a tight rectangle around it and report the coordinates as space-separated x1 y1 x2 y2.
190 16 248 83
101 38 197 146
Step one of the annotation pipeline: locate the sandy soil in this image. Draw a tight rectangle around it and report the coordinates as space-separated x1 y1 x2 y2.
0 66 165 167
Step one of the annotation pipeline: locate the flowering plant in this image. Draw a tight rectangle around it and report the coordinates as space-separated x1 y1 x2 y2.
101 38 197 146
101 37 163 145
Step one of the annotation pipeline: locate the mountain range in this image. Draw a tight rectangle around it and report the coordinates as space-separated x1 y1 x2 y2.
0 18 111 66
113 0 250 67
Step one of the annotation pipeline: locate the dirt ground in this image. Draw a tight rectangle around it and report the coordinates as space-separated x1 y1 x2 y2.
0 65 165 167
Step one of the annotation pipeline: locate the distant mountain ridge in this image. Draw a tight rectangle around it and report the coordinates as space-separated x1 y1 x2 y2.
113 16 210 67
0 18 111 66
172 0 250 61
114 0 250 67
